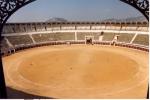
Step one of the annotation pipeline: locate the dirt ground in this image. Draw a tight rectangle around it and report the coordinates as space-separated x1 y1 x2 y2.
2 45 149 99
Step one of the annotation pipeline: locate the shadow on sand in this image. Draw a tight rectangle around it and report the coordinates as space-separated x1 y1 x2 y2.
6 87 54 99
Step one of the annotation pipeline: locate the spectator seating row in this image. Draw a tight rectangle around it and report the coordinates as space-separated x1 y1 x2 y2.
1 41 148 57
32 33 75 42
1 33 149 56
133 34 149 46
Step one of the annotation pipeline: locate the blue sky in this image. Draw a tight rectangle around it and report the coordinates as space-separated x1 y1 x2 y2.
8 0 144 22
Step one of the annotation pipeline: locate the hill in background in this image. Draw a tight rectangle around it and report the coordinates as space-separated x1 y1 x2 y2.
46 17 68 22
102 16 147 22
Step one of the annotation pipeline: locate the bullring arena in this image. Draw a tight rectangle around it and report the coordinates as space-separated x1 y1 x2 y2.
1 22 149 98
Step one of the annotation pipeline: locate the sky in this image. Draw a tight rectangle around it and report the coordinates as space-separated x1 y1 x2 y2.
8 0 144 22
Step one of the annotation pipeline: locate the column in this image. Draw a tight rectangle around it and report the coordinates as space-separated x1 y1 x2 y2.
75 32 77 41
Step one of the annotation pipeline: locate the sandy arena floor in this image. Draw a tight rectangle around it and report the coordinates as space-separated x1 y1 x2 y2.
2 45 149 99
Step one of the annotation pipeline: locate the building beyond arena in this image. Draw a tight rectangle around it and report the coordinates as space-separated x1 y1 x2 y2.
1 21 149 55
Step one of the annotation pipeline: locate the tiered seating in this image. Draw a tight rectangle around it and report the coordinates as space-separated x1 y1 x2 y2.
91 25 101 30
6 35 33 46
2 25 10 34
36 24 41 31
1 37 10 53
41 24 47 31
105 25 115 30
54 32 75 40
77 32 89 40
3 22 148 34
13 24 26 33
32 33 55 42
36 23 47 31
52 26 61 30
106 26 120 30
121 26 126 30
117 33 135 43
32 33 75 42
100 25 106 30
113 26 121 30
47 26 53 31
61 26 75 30
76 26 90 30
125 26 137 31
1 22 149 56
133 34 149 46
102 33 115 41
19 25 26 32
77 32 101 40
137 27 148 31
93 33 102 40
2 25 14 33
30 24 37 32
14 24 22 33
25 24 32 32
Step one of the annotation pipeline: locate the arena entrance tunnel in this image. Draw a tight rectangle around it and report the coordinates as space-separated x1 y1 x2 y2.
0 0 149 98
